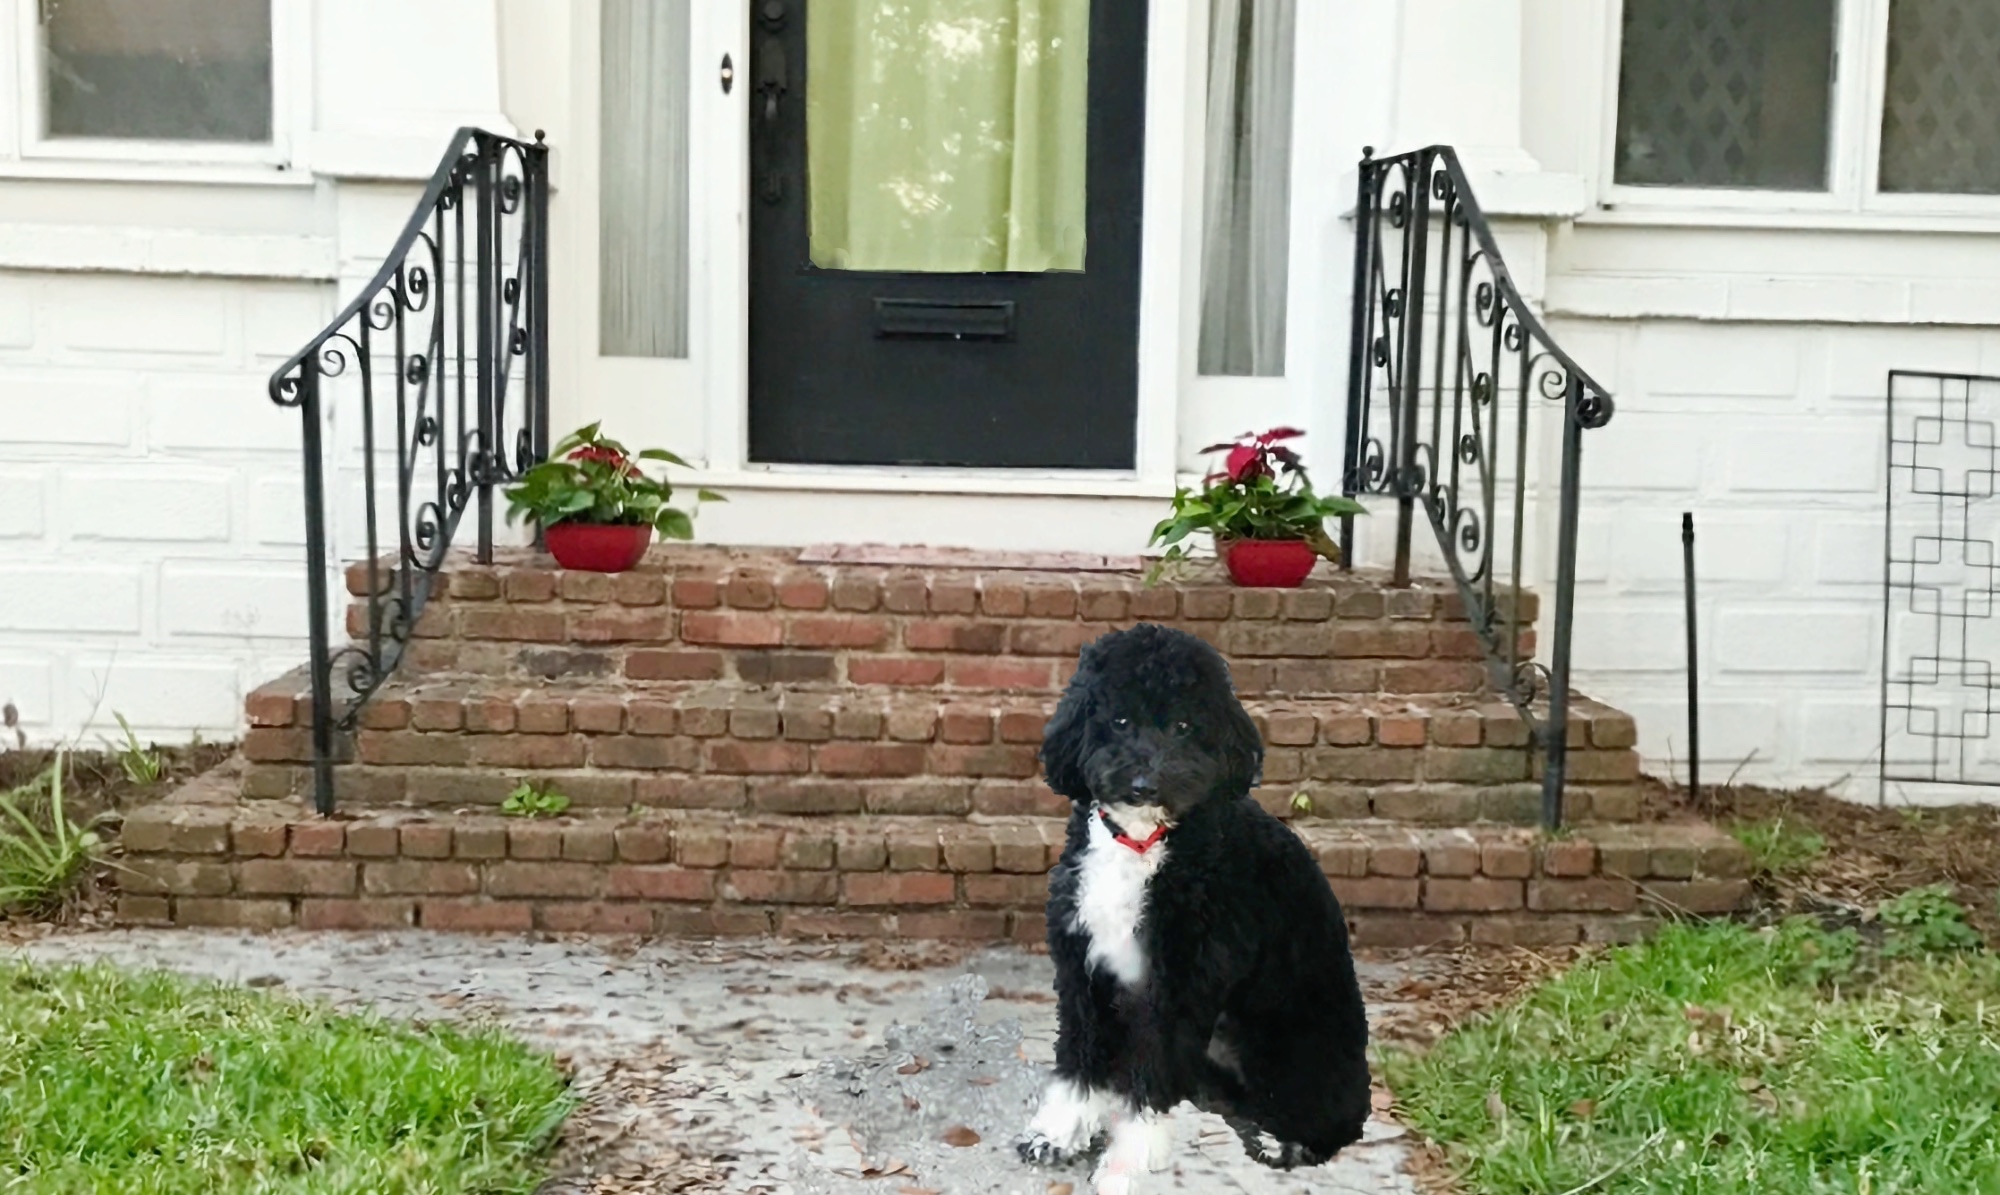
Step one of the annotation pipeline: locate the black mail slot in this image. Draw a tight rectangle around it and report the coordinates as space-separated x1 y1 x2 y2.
873 298 1015 340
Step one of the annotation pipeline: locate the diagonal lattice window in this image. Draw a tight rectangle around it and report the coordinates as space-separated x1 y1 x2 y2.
1613 0 1836 191
1880 0 2000 195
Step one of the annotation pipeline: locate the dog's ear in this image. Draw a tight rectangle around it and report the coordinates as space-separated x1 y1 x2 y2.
1039 673 1093 802
1215 692 1265 795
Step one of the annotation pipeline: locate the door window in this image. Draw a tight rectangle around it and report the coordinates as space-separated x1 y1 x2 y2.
806 0 1089 273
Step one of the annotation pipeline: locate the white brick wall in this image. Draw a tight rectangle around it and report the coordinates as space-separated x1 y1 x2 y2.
0 270 334 745
1555 317 2000 802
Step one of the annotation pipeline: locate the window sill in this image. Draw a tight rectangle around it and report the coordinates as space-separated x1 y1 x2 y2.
0 157 310 188
1579 205 2000 236
0 222 337 280
686 465 1180 500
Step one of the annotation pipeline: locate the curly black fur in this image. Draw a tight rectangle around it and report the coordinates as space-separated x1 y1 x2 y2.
1030 623 1371 1168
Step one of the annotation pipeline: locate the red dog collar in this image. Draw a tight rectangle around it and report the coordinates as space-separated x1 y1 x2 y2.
1097 807 1168 855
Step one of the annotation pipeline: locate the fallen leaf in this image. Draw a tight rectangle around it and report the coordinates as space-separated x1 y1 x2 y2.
860 1159 910 1177
1047 1184 1076 1195
1568 1098 1596 1118
968 1076 1000 1087
1736 1076 1765 1092
942 1125 981 1148
1484 1092 1506 1123
896 1056 931 1075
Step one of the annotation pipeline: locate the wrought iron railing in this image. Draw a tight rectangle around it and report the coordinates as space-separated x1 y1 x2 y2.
1339 145 1614 828
269 128 550 814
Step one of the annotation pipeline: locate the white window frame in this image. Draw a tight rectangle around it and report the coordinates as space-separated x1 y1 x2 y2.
0 0 309 183
1597 0 2000 222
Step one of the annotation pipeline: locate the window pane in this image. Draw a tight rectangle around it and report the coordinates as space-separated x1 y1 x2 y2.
43 0 271 142
1198 0 1294 378
808 0 1089 273
1614 0 1835 190
1880 0 2000 195
599 0 690 358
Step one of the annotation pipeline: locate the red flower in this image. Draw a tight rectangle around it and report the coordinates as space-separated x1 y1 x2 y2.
1224 444 1267 483
568 445 627 468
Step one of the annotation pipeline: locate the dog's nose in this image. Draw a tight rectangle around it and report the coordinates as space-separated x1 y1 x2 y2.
1129 776 1158 802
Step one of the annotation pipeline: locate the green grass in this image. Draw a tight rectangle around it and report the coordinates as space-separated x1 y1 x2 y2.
0 754 102 913
0 959 573 1193
1385 919 2000 1194
1727 816 1826 875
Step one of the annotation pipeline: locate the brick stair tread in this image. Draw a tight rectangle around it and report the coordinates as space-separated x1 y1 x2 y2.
125 798 1748 884
248 671 1639 748
120 785 1752 941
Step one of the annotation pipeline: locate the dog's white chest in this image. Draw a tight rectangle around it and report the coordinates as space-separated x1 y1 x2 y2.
1070 808 1168 987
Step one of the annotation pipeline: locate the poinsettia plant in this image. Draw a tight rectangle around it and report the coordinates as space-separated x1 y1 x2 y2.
503 423 721 539
1149 428 1365 567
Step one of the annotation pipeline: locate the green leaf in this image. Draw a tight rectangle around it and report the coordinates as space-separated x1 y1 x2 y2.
638 448 691 467
655 508 695 540
695 489 726 503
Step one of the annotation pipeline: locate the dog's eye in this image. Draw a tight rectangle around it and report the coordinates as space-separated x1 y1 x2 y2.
1172 721 1192 737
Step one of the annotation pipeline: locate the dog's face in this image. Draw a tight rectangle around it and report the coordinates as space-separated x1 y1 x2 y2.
1039 623 1263 818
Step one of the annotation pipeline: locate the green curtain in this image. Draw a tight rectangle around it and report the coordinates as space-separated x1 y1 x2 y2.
808 0 1089 273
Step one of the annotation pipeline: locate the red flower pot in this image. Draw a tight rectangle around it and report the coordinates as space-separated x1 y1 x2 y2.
544 522 653 573
1222 538 1319 588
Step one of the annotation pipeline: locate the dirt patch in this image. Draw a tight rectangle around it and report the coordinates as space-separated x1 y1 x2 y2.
1659 779 2000 942
1367 945 1590 1050
0 742 235 927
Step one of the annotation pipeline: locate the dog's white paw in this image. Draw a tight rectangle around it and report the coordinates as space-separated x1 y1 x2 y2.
1017 1079 1109 1165
1091 1109 1162 1192
1140 1114 1173 1172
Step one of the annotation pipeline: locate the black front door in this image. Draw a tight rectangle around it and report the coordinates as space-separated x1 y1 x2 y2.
748 0 1147 469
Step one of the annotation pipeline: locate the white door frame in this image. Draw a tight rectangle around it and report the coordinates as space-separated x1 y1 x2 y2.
564 0 1203 499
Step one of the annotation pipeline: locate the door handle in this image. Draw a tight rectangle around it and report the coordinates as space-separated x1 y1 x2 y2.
757 39 788 121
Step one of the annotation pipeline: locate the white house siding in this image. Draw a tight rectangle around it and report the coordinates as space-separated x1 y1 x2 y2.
0 0 513 745
0 269 331 744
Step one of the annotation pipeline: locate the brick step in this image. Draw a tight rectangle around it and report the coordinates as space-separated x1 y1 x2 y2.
239 675 1640 823
351 547 1535 698
116 780 1751 947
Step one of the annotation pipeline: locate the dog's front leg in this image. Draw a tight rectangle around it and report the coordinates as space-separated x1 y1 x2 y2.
1020 940 1122 1165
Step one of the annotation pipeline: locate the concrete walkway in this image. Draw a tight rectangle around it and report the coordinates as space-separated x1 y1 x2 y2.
11 930 1418 1194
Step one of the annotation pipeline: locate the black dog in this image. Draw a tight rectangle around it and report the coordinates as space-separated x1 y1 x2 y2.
1015 623 1370 1192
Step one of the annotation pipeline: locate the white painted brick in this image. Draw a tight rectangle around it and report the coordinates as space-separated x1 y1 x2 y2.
1813 520 1885 586
1714 608 1875 674
68 658 239 734
1544 275 1730 321
0 566 143 632
1799 701 1882 765
1614 513 1789 591
151 377 300 453
53 278 229 356
0 375 135 447
1724 423 1879 493
0 470 45 538
160 564 308 639
1573 608 1688 672
1616 694 1782 772
1728 278 1909 324
1580 412 1706 491
0 655 54 737
251 474 308 545
63 471 233 542
0 280 31 349
1911 280 2000 326
1827 327 1979 399
245 286 336 360
1636 325 1800 398
1573 513 1615 584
